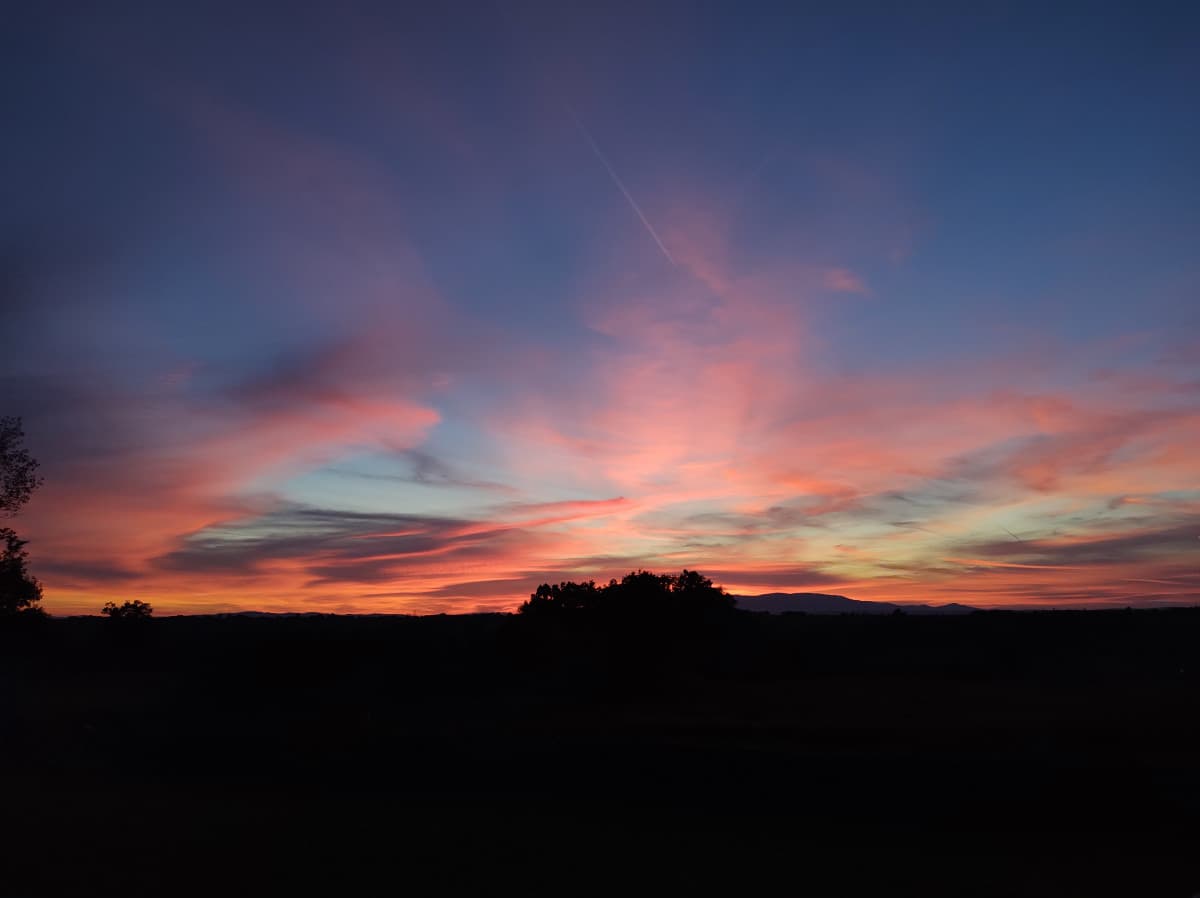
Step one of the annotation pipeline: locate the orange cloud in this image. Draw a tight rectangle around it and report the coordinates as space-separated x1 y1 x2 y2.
15 101 1198 615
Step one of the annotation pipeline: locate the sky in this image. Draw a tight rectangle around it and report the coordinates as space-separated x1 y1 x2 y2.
2 4 1198 614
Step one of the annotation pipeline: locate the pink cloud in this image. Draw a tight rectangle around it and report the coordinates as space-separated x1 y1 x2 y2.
823 267 870 294
18 102 1199 614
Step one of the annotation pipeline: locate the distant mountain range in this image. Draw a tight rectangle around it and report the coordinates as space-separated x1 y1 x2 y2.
733 592 978 615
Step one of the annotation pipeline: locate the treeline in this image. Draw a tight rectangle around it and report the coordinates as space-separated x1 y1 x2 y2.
518 569 733 620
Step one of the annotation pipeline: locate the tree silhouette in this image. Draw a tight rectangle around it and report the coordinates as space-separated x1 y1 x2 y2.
518 569 733 621
0 417 43 617
510 570 736 683
0 528 43 616
519 579 601 616
0 417 42 517
101 600 154 621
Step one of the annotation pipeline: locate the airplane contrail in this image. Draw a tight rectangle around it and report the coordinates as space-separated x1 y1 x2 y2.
566 104 676 266
1003 527 1023 542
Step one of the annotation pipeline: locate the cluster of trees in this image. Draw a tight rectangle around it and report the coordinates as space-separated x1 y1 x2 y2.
509 570 737 679
519 569 734 620
102 600 154 620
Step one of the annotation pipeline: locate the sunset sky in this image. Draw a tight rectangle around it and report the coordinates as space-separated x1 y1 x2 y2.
3 5 1198 614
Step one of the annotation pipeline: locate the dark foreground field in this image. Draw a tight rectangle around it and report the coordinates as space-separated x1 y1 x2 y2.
3 608 1199 896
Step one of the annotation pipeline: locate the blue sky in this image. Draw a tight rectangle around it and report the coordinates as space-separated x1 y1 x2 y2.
3 3 1198 612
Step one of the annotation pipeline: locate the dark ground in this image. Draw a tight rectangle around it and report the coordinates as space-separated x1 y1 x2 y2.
3 608 1198 896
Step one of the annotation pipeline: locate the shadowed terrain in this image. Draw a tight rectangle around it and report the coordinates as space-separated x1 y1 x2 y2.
3 608 1198 896
4 7 1199 896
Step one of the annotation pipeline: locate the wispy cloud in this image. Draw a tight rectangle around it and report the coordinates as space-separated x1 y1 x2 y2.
7 25 1197 615
567 104 676 266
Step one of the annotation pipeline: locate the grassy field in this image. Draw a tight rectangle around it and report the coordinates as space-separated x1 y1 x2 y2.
3 609 1198 896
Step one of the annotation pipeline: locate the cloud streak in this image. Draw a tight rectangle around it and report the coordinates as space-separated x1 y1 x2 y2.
567 103 676 266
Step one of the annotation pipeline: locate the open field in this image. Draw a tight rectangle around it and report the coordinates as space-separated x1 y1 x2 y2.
3 609 1198 896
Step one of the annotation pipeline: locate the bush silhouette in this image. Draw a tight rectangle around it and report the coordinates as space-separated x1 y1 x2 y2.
102 600 154 621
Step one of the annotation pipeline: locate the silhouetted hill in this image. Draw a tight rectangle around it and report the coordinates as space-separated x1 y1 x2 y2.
734 592 977 615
